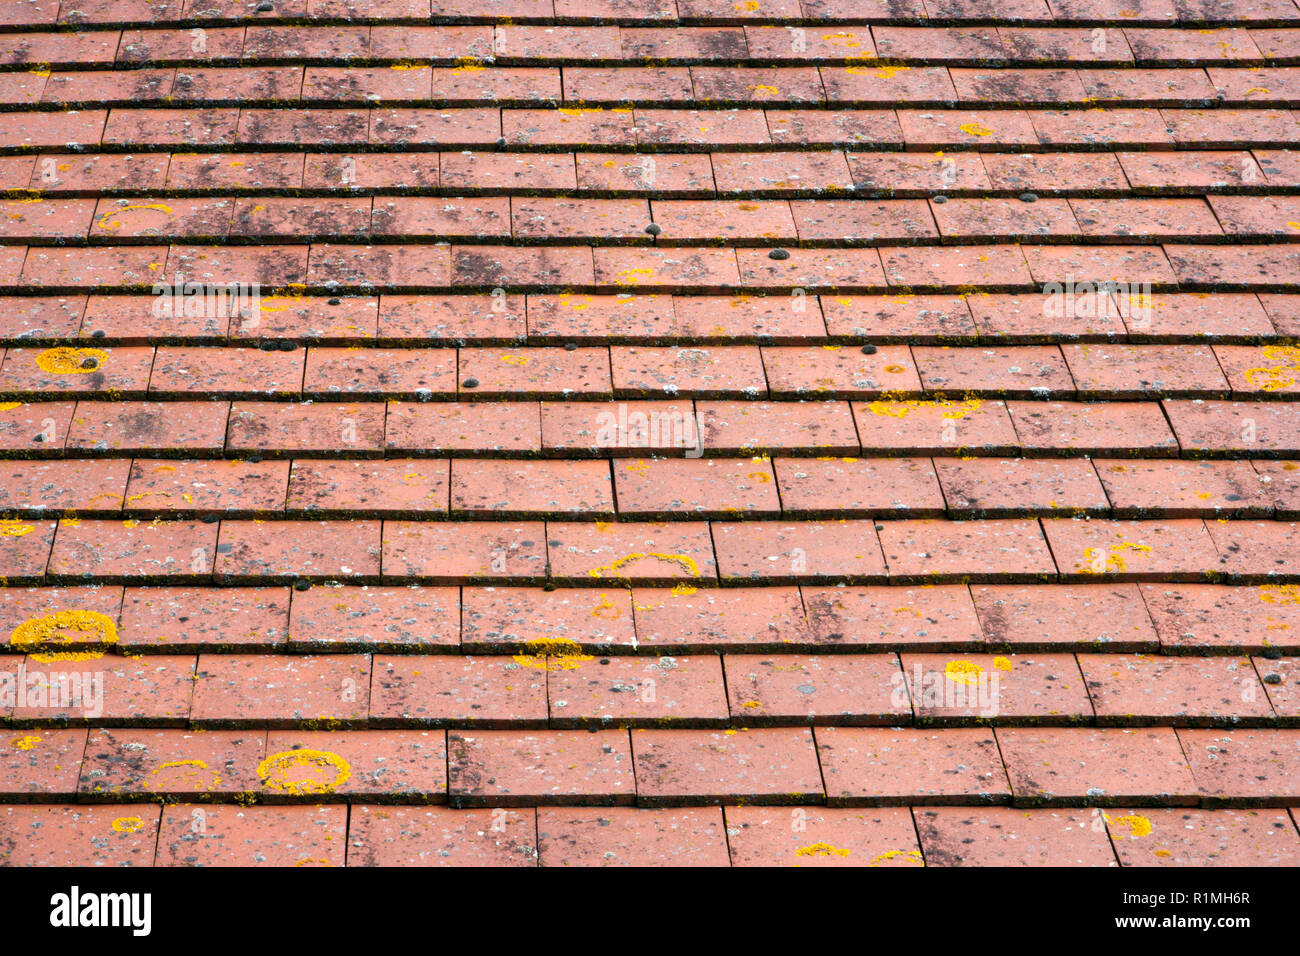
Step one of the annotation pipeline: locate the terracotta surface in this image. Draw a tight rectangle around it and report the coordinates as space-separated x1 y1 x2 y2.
1 0 1298 867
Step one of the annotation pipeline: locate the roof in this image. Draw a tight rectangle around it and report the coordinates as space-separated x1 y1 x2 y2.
0 0 1298 867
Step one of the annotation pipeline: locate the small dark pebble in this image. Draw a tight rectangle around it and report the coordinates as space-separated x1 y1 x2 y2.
80 357 98 369
1263 646 1284 659
1020 192 1038 203
462 377 479 389
543 581 557 592
645 223 661 236
768 248 791 260
32 434 43 442
861 344 877 354
327 297 341 306
564 342 577 351
933 195 948 204
258 341 277 351
200 514 219 524
1263 673 1283 685
599 658 610 665
293 580 311 592
256 1 274 10
90 329 106 339
277 340 296 351
495 137 506 148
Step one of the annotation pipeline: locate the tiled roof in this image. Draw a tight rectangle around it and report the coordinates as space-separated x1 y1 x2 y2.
0 0 1299 867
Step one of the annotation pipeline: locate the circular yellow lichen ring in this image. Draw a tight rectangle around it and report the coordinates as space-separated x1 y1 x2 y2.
147 759 220 794
258 749 352 794
10 609 118 663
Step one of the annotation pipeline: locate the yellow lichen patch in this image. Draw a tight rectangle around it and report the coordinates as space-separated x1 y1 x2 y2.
851 64 908 79
256 294 307 314
295 857 335 867
512 636 594 671
869 848 924 866
259 749 352 795
959 122 992 137
0 402 22 411
821 31 862 48
0 519 33 537
34 347 109 375
862 397 982 420
1106 812 1152 839
588 552 701 579
993 656 1013 672
944 659 984 685
796 842 850 858
1260 584 1300 606
1078 541 1152 574
1244 344 1300 392
615 267 654 286
148 759 221 793
671 583 698 597
10 609 118 663
111 816 145 834
93 203 175 230
591 593 623 619
499 354 531 366
748 84 779 96
9 734 40 751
